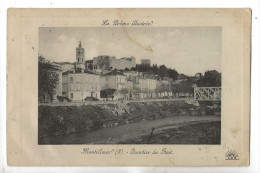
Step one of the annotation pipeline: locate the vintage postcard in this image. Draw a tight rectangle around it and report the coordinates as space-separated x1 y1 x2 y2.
7 9 250 166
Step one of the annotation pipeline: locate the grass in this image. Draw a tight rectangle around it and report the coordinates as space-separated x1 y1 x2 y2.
119 121 221 144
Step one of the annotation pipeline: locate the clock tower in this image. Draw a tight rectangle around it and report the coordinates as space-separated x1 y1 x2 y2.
76 41 85 72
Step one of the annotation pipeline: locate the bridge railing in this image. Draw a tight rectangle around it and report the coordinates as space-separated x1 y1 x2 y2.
194 87 221 101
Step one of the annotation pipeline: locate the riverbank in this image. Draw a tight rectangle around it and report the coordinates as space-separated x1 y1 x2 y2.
39 115 220 144
38 100 221 144
119 120 221 144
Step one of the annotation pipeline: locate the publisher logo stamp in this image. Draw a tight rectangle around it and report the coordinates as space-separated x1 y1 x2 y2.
225 150 239 160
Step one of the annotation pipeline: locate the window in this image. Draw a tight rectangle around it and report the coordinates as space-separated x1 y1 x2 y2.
75 76 79 83
70 77 73 82
70 93 73 99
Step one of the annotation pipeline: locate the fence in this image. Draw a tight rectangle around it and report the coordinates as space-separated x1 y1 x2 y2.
38 98 186 107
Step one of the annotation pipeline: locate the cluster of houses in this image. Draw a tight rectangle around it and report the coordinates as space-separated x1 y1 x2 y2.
45 42 196 103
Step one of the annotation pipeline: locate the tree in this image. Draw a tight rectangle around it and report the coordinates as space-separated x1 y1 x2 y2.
120 88 129 99
97 56 110 70
100 88 116 100
38 56 59 102
134 64 179 80
174 77 194 94
133 85 141 94
167 69 179 80
156 83 171 95
196 70 221 87
130 67 137 71
157 65 167 79
87 63 93 70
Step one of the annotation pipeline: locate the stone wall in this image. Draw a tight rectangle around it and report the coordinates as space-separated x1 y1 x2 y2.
93 56 136 71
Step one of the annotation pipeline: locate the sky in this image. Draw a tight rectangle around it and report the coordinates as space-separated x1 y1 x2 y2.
39 27 221 76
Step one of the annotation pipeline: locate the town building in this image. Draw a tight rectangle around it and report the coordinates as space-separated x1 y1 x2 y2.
53 42 85 73
124 71 142 84
134 77 148 99
111 56 135 70
101 71 127 90
51 41 178 102
62 71 100 101
147 77 158 98
175 87 193 98
75 41 85 72
61 42 101 101
52 63 63 102
156 78 173 98
85 60 93 69
124 71 172 99
100 71 129 100
93 55 136 73
141 59 151 66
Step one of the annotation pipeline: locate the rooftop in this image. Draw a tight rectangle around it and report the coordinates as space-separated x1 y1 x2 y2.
102 70 126 76
54 62 75 65
62 69 99 76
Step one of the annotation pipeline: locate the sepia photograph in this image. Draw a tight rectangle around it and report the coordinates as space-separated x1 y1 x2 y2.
7 8 250 166
38 27 222 145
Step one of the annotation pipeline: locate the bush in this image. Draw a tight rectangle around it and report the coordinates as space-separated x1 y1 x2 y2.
84 97 99 101
57 95 72 102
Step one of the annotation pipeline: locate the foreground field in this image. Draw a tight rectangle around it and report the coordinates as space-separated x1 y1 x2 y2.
39 115 220 144
119 120 220 144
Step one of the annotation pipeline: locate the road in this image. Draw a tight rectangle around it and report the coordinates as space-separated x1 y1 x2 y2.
39 98 187 106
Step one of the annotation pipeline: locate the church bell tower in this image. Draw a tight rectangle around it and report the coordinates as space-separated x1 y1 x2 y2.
76 41 85 72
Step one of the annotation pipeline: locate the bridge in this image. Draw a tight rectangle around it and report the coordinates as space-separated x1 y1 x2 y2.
194 87 221 101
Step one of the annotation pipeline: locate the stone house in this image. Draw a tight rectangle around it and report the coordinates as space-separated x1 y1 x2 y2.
100 71 128 100
62 71 100 101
